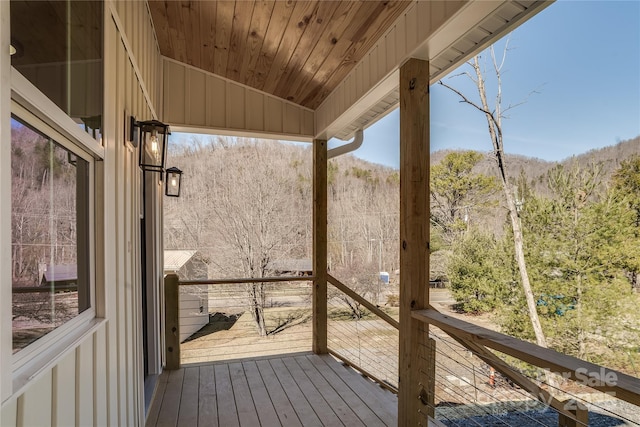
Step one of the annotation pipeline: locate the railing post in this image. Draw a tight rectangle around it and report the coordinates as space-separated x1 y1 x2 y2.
164 273 180 369
558 400 588 427
399 57 431 425
313 138 328 354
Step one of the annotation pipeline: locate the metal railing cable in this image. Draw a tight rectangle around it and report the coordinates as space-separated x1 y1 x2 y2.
431 329 639 425
429 355 558 427
431 334 563 408
325 277 399 390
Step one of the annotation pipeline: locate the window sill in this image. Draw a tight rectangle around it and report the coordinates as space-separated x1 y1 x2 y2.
11 318 106 398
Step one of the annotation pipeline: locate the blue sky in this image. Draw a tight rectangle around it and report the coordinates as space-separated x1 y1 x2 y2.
335 0 640 169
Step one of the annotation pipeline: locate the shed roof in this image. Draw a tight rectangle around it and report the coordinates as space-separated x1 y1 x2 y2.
42 264 77 283
164 250 198 272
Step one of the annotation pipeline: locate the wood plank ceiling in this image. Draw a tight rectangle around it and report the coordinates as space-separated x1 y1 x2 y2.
148 1 412 109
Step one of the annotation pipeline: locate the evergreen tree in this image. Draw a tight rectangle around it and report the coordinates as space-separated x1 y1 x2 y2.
430 151 498 245
611 155 640 291
517 163 640 365
447 229 514 314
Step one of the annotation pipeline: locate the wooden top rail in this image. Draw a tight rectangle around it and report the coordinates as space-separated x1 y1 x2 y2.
179 276 314 285
413 308 640 406
327 274 399 330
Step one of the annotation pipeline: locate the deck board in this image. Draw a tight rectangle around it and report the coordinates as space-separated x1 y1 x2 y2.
254 359 303 427
305 354 387 427
241 361 282 427
214 364 240 427
295 356 366 427
177 367 199 427
198 365 218 427
228 362 261 426
324 355 397 426
269 358 323 426
157 369 184 427
146 353 398 427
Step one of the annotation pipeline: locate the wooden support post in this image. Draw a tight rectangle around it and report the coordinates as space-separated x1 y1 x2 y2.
558 400 588 427
417 337 436 419
164 273 180 370
313 138 328 354
399 58 431 426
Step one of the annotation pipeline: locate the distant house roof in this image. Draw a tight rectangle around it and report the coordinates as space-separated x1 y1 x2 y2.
164 250 198 272
42 264 77 283
266 259 312 275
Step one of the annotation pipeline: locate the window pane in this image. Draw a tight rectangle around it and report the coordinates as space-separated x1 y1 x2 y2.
10 1 103 141
11 116 91 353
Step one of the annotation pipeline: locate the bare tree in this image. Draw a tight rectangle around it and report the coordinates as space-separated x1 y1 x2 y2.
438 44 549 349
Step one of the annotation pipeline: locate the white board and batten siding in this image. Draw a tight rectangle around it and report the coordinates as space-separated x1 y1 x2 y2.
162 57 315 141
1 2 162 426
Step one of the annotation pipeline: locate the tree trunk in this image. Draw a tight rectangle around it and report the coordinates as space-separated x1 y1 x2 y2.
470 54 549 349
504 182 548 348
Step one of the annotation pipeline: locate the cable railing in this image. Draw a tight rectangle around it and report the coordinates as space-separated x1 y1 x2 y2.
164 273 639 426
414 307 640 427
326 273 399 392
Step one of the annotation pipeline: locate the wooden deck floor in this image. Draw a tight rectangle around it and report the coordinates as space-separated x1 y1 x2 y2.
146 352 398 427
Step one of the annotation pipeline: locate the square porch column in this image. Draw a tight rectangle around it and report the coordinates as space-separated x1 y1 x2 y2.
399 58 431 425
313 138 328 354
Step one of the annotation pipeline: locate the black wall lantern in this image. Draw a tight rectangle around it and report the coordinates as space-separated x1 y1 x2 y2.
130 117 170 172
165 167 183 197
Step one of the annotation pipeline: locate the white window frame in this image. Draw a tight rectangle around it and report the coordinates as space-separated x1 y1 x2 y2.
6 69 106 397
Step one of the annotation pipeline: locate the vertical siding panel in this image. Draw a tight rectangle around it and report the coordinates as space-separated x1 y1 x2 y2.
205 74 213 126
228 83 246 129
189 68 207 126
124 146 135 427
395 21 406 65
125 1 133 47
385 29 396 72
430 0 446 30
183 67 191 124
77 338 94 426
94 325 108 426
334 86 343 118
144 9 150 94
302 110 314 136
355 62 364 99
377 35 387 82
1 398 17 426
405 3 418 53
246 90 264 131
117 39 128 427
52 351 76 427
164 62 185 124
17 371 52 427
283 104 300 135
367 47 377 90
208 74 227 127
417 1 431 41
264 97 283 133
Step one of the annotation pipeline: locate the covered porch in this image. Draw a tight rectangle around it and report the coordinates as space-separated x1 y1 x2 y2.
149 0 640 425
146 353 398 427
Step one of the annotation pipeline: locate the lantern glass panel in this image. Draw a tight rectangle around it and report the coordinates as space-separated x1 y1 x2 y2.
165 168 182 197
